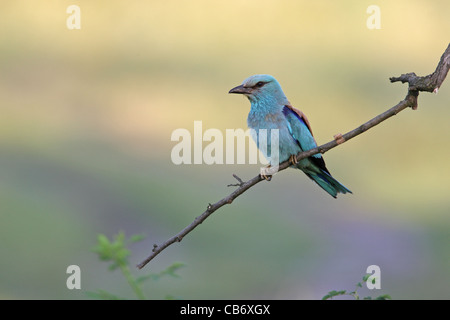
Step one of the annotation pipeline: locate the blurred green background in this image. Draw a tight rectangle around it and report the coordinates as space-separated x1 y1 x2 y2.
0 0 449 299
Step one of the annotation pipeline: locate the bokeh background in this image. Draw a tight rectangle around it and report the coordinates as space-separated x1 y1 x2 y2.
1 0 449 299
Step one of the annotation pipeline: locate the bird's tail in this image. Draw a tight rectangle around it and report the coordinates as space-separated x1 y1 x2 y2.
305 170 352 198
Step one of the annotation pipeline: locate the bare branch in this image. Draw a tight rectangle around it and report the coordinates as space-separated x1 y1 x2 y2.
137 43 450 269
390 43 450 92
227 174 245 187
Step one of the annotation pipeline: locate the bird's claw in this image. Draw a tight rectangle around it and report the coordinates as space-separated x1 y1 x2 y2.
260 165 272 181
289 155 298 165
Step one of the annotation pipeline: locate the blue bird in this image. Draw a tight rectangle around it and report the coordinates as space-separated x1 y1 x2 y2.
229 74 351 198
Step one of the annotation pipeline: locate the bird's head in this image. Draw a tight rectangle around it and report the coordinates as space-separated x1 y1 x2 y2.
228 74 288 105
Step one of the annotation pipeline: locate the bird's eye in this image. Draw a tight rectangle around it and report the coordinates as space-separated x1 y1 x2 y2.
255 81 265 88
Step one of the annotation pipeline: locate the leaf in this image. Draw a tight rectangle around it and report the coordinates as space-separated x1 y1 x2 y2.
92 231 186 299
115 247 130 263
92 232 133 268
92 234 113 260
375 294 392 300
129 234 146 243
97 234 110 247
86 290 126 300
322 294 332 300
164 262 185 278
136 274 159 284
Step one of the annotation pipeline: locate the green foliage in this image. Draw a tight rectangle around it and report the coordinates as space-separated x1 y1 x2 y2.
322 274 392 300
86 289 124 300
135 261 185 284
89 231 184 300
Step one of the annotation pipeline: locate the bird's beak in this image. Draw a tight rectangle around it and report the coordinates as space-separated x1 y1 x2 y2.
229 84 252 95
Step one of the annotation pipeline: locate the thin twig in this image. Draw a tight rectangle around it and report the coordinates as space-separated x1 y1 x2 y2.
227 174 245 187
137 43 450 269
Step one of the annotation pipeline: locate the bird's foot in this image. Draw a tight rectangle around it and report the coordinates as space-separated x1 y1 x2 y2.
289 155 298 165
260 165 272 181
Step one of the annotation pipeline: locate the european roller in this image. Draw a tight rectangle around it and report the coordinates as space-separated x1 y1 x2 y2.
229 74 351 198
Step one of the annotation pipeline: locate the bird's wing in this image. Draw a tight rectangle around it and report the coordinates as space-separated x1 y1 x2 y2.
284 104 314 137
282 104 330 173
282 104 318 152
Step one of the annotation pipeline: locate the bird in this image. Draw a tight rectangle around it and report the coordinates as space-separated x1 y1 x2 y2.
229 74 352 198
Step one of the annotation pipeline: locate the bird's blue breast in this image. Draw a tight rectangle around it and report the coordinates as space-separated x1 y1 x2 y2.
247 101 302 164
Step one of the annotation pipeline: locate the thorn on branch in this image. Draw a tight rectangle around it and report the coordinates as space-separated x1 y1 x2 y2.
407 89 419 110
333 133 345 144
152 244 158 252
227 174 245 187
